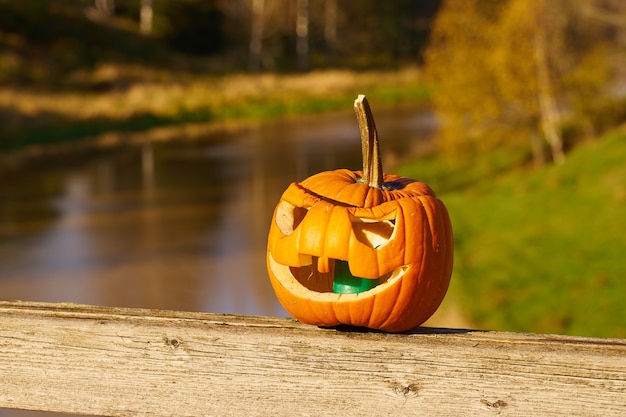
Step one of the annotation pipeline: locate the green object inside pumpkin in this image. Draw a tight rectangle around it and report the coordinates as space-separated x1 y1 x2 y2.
332 260 380 294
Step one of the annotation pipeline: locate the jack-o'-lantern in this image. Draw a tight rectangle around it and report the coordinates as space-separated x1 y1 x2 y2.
267 95 453 333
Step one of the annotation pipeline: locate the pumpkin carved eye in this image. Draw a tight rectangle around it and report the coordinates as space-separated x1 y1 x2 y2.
275 201 308 236
350 212 396 250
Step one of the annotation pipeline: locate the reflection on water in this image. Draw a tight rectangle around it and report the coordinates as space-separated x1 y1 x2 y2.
0 105 436 318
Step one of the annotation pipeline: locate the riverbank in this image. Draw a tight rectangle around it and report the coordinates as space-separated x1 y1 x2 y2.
0 66 430 177
0 66 428 151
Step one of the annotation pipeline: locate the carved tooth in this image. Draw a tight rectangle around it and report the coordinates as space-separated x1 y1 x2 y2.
317 256 330 273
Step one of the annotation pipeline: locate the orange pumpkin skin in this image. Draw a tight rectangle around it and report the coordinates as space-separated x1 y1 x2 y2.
267 168 453 333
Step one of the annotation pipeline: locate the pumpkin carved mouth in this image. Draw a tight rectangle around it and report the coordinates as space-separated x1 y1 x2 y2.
290 256 397 293
267 252 410 300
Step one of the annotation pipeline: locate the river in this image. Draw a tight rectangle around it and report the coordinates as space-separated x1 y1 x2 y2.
0 104 438 318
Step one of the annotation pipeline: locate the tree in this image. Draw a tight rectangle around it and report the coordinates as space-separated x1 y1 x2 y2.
324 0 337 60
95 0 115 16
424 0 508 157
234 0 439 71
139 0 152 35
425 0 615 165
493 0 567 165
296 0 309 71
248 0 264 72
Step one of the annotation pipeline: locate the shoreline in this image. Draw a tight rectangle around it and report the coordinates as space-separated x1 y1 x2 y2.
0 99 431 178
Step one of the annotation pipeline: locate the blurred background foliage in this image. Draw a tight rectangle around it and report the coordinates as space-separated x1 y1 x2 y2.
0 0 438 152
425 0 626 166
0 0 438 85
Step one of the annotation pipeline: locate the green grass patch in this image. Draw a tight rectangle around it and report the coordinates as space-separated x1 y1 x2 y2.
399 144 530 194
399 131 626 338
10 113 184 148
209 85 430 122
1 68 430 152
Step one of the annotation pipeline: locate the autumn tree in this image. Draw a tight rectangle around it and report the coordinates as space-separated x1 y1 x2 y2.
425 0 615 165
424 0 508 158
492 0 568 165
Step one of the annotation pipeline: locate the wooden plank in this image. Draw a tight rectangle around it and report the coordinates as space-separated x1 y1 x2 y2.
0 300 625 417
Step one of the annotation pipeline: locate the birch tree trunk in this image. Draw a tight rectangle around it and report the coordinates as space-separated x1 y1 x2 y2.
325 0 337 62
534 23 565 164
140 0 153 35
249 0 265 73
296 0 309 72
95 0 115 16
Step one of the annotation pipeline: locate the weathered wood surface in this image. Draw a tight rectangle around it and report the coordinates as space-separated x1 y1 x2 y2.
0 301 625 417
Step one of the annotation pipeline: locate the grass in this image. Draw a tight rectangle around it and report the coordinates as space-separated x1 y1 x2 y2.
0 66 429 152
399 130 626 338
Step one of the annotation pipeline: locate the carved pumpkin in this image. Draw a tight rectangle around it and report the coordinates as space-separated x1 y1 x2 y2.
266 95 453 332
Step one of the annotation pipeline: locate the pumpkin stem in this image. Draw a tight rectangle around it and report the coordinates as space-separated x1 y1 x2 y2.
354 94 384 189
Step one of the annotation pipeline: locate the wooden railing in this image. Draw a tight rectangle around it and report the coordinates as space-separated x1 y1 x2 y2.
1 300 625 416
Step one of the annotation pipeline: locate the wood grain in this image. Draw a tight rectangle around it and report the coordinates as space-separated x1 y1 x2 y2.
0 300 625 416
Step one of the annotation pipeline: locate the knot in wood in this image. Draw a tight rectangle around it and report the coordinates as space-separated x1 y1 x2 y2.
481 399 508 410
163 336 181 349
390 382 420 398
